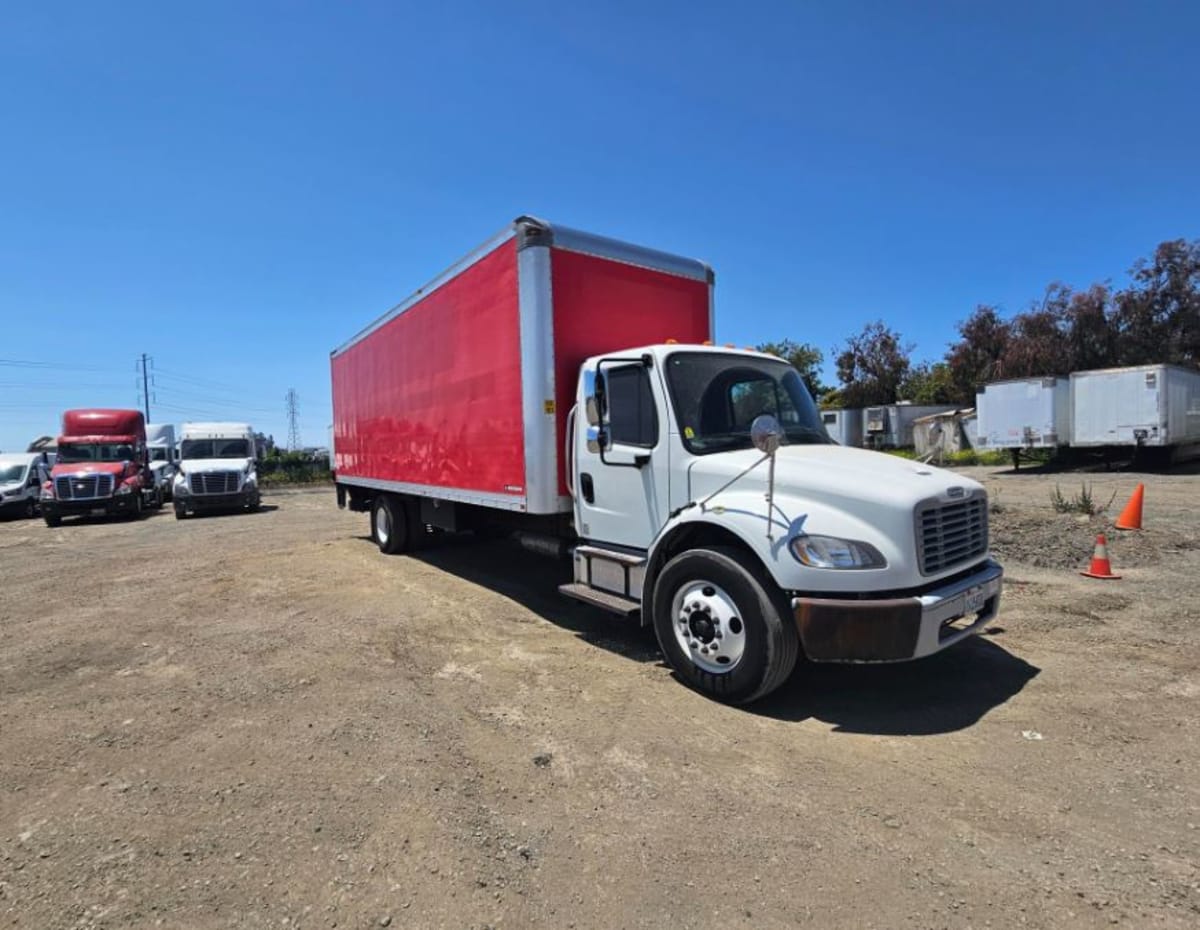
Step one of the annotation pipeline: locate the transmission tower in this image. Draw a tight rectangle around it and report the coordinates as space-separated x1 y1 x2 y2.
285 388 301 450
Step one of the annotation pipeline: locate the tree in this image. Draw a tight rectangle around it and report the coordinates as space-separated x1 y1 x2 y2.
1003 288 1071 378
945 306 1011 404
1063 284 1119 372
834 321 913 407
756 339 826 398
899 361 957 404
1114 239 1200 366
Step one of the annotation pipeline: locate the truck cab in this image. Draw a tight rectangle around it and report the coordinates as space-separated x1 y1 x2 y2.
173 422 260 518
563 344 1002 702
0 453 51 520
41 409 162 526
145 423 178 501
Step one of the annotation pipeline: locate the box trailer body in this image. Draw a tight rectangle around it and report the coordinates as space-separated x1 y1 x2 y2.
977 377 1071 449
1070 365 1200 449
331 218 713 515
819 408 863 447
332 217 1003 705
863 404 959 449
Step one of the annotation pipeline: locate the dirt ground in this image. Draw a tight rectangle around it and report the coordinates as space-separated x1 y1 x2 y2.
1 469 1197 929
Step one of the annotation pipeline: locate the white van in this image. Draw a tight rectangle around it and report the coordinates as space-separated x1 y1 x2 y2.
0 453 54 519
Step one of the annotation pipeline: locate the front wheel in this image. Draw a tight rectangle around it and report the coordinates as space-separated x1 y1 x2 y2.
651 547 799 705
174 503 188 520
23 498 36 519
370 495 408 554
43 512 62 527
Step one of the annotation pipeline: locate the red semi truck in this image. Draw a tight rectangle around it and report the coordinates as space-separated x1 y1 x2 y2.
332 217 1002 703
41 409 163 526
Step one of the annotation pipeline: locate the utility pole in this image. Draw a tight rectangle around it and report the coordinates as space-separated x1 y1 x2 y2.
286 388 301 451
138 353 152 422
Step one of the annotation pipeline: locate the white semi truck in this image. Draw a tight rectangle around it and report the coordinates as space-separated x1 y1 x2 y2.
172 422 261 519
145 423 178 501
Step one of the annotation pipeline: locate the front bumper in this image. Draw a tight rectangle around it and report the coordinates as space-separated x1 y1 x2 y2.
41 495 137 517
792 559 1003 662
176 489 256 510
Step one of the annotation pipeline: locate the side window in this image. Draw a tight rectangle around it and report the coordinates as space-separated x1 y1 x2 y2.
606 366 658 447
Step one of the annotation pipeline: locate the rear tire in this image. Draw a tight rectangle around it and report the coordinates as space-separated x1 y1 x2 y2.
651 546 798 704
371 495 408 554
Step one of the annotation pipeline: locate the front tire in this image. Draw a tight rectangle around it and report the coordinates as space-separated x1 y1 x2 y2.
371 495 408 554
44 512 62 527
174 503 188 520
651 547 799 705
23 498 36 519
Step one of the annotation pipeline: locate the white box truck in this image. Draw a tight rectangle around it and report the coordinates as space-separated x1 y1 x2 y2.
172 422 261 518
1070 364 1200 461
331 216 1004 704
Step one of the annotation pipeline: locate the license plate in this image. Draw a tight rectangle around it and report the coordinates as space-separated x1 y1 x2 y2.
963 585 986 614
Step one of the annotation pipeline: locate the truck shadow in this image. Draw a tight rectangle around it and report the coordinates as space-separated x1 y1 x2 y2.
750 632 1040 735
392 537 1039 734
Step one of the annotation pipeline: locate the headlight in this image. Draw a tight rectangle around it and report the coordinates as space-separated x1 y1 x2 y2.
789 535 886 570
115 483 133 495
41 485 55 500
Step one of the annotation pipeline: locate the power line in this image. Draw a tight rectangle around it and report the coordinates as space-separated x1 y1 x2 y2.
285 388 301 450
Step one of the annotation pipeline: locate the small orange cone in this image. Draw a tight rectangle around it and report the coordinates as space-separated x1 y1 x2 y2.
1115 483 1144 531
1080 533 1121 579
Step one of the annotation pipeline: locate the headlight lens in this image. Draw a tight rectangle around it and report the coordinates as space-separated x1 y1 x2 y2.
789 535 886 569
115 483 133 495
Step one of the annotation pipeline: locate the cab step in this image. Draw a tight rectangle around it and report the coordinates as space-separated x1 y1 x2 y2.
558 583 640 617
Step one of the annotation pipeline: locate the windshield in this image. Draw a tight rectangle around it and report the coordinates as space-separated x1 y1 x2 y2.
0 465 25 483
149 448 169 461
181 438 250 460
665 352 831 454
57 442 136 463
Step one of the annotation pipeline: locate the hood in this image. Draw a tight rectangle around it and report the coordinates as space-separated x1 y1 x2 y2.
51 462 128 479
688 444 982 512
179 458 252 474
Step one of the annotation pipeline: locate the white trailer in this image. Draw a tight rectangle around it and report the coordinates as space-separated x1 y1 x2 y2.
1070 365 1200 455
976 377 1071 450
863 403 960 449
819 408 863 447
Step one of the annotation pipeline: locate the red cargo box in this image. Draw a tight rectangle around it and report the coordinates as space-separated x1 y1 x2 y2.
331 217 713 515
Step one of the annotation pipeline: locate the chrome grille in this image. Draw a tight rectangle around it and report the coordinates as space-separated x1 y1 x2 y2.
917 495 988 575
55 474 115 500
192 471 240 495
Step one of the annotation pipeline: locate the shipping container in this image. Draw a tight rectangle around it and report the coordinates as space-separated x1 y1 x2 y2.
976 377 1071 449
819 407 863 447
862 403 959 449
331 216 713 515
1070 364 1200 450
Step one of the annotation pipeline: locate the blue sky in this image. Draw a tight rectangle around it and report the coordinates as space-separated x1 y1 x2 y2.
2 1 1197 452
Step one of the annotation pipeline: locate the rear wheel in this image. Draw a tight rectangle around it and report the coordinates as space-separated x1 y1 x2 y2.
371 495 408 554
651 547 798 704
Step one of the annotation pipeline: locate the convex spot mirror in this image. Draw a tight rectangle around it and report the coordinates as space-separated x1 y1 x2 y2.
751 414 783 455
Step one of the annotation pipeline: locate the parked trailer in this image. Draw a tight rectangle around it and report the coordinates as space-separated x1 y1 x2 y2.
332 216 1003 705
819 408 863 447
977 376 1071 467
1070 364 1200 460
863 403 959 449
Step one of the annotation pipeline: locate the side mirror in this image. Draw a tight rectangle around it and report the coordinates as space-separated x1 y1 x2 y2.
582 369 602 427
586 426 608 454
750 415 783 455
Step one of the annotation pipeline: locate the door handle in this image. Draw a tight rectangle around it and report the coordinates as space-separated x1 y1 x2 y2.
580 473 595 504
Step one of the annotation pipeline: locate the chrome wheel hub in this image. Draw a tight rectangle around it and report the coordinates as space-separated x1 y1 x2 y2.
671 580 746 674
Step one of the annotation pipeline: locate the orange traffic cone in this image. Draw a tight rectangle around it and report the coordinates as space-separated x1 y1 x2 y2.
1080 533 1121 579
1115 483 1144 531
